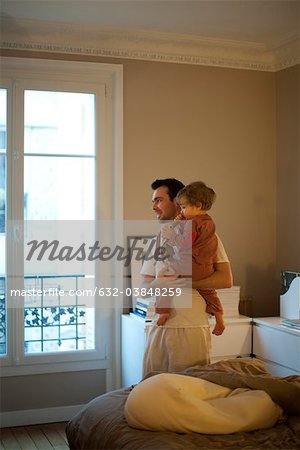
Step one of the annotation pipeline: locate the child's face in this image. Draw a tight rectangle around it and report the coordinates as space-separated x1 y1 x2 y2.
178 196 203 218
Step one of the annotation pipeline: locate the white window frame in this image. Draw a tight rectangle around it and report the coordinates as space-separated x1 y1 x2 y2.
0 57 123 377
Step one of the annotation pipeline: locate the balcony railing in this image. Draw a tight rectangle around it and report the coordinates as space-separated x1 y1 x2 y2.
0 274 91 355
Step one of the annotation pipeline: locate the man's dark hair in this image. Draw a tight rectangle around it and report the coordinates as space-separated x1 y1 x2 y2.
151 178 185 200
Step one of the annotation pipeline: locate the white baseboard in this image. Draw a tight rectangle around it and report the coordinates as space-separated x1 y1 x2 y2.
0 404 84 428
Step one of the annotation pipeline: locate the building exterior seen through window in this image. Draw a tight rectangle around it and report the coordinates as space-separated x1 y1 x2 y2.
0 89 96 356
0 88 7 355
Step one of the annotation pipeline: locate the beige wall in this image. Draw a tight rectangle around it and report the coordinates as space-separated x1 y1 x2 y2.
0 370 106 412
276 65 300 273
123 59 277 317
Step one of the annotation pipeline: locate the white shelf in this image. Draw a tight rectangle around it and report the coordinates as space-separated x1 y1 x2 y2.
253 316 300 375
253 317 300 337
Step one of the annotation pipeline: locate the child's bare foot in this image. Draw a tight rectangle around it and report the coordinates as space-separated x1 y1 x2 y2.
156 313 170 326
212 323 225 336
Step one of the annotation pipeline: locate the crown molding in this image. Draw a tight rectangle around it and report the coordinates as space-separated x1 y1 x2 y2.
271 37 300 71
1 18 299 72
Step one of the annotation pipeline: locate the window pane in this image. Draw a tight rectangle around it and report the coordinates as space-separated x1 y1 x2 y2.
23 89 96 354
24 91 95 156
24 156 95 220
0 88 6 232
0 88 7 356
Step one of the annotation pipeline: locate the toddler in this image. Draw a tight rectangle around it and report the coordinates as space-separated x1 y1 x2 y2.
156 181 225 336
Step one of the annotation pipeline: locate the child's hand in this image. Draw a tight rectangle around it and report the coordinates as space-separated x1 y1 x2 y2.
161 225 173 240
175 212 185 221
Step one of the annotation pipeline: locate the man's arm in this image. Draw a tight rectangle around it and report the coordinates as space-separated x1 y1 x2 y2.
192 262 233 290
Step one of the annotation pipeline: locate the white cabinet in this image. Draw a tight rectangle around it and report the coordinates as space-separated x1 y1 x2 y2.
121 314 148 387
209 315 252 362
121 313 252 387
253 317 300 376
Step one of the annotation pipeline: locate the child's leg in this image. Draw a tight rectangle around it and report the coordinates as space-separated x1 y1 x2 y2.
194 264 225 335
212 311 225 336
197 288 223 314
197 288 225 336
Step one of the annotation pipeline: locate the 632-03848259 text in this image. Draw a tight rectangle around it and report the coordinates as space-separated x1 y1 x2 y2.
10 287 183 298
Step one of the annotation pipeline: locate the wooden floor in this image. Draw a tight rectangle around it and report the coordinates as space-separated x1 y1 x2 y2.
0 422 69 449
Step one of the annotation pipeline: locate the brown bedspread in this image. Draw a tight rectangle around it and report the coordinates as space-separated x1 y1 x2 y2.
66 359 300 449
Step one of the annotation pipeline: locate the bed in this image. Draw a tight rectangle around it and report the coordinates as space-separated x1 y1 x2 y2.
66 358 300 449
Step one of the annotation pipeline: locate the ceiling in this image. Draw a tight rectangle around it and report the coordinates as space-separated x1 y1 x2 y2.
1 0 299 47
1 1 299 71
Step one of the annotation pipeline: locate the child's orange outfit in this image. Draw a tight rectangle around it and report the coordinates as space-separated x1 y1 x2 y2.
155 214 223 317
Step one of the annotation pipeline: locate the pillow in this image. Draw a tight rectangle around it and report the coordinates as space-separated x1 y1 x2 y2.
125 373 283 434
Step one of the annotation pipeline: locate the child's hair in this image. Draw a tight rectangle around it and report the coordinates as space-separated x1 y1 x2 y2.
176 181 216 210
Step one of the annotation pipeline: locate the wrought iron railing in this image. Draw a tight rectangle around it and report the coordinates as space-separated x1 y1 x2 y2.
0 274 89 355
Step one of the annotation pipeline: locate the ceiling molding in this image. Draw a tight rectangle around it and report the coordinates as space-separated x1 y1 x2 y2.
1 18 299 72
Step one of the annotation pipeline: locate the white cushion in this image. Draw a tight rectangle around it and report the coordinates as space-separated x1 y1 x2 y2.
125 373 282 434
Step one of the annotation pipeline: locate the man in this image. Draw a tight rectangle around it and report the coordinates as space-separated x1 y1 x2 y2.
141 178 233 376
